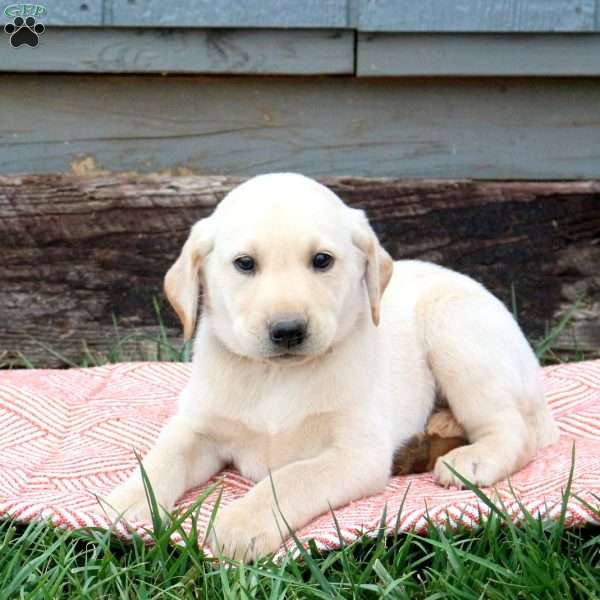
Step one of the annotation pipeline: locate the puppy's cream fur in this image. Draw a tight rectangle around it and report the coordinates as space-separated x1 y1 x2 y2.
106 173 559 560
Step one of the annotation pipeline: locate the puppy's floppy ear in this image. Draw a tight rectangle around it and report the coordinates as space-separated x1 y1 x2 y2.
351 210 394 326
164 219 214 341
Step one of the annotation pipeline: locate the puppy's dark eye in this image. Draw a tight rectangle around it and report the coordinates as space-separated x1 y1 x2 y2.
312 253 334 271
234 255 256 273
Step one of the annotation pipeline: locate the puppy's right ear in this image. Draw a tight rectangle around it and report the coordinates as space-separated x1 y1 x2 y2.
164 219 214 341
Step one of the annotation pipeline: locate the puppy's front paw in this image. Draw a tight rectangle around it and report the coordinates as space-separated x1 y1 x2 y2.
210 499 285 562
103 482 172 523
433 445 506 488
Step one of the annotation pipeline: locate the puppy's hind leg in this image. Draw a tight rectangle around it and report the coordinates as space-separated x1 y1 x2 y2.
422 291 552 488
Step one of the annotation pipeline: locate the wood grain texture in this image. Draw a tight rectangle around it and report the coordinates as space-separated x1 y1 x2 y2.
110 0 349 28
357 0 596 32
0 28 353 74
357 33 600 76
4 29 599 76
1 175 598 367
2 75 600 179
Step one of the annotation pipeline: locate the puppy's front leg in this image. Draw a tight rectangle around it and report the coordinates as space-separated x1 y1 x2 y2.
104 415 222 522
211 446 389 561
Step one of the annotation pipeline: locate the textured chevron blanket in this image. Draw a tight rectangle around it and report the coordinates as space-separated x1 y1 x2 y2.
0 360 599 556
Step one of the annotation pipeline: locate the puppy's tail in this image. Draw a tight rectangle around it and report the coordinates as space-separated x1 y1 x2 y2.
392 409 467 476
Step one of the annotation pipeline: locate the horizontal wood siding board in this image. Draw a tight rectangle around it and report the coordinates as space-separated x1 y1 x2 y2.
4 27 599 77
17 0 598 30
0 29 354 74
357 33 600 76
110 0 349 28
357 0 596 32
1 75 600 179
1 175 598 366
23 0 104 25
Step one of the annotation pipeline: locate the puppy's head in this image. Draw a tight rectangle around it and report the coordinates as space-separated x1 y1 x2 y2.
165 173 393 365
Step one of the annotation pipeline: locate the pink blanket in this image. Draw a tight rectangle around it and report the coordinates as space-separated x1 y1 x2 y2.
1 360 599 555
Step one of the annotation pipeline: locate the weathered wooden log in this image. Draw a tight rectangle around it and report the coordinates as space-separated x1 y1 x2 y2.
1 175 598 367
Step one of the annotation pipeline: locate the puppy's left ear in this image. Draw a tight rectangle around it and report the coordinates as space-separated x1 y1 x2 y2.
352 211 394 326
164 218 214 341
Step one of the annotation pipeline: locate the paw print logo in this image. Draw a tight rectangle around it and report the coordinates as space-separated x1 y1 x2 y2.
4 16 45 48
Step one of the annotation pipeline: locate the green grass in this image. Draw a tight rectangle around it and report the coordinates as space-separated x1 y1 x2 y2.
0 484 598 599
0 305 598 598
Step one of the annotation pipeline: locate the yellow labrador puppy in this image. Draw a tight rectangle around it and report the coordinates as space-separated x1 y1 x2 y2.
106 173 559 560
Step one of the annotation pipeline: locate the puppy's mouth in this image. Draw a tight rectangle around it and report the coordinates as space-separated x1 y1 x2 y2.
264 352 312 366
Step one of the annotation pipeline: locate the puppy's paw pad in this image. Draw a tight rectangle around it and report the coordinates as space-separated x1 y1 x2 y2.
433 446 503 488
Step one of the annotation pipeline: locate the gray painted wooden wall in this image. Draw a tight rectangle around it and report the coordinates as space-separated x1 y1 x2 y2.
24 1 600 30
3 75 599 179
3 1 600 74
3 0 600 76
1 1 599 178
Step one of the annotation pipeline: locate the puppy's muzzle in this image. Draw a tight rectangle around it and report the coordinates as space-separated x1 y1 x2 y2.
269 318 307 349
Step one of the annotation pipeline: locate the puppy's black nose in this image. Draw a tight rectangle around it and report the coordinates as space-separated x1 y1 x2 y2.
269 319 307 348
